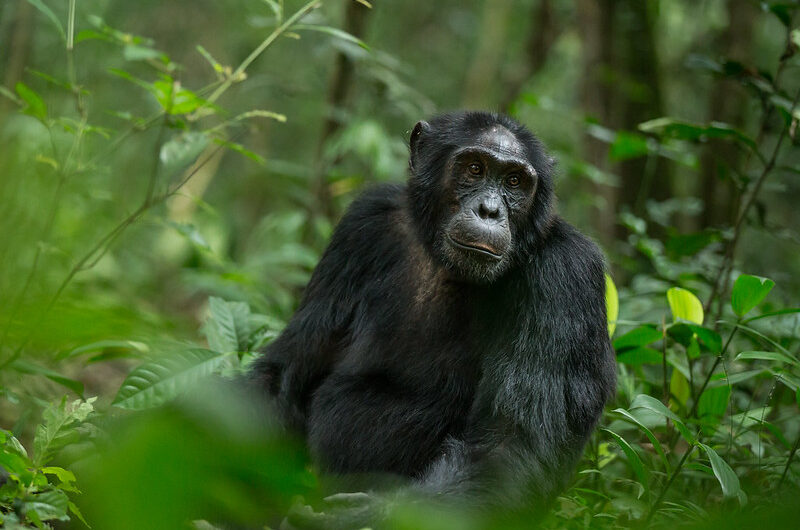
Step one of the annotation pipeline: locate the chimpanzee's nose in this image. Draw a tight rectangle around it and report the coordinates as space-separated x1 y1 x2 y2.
476 197 501 220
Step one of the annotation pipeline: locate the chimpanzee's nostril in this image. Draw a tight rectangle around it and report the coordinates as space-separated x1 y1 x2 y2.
478 202 500 220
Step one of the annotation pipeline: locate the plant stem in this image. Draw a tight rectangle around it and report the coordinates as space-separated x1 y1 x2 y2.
778 432 800 489
206 0 321 105
687 325 738 419
704 86 800 318
642 445 695 527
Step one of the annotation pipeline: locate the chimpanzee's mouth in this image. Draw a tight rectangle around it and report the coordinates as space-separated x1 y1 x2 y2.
448 236 503 260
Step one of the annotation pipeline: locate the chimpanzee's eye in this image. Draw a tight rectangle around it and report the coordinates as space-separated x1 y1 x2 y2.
506 173 521 188
468 163 482 176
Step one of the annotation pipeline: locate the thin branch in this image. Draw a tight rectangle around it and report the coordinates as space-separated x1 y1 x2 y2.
687 325 738 419
778 431 800 489
205 0 321 105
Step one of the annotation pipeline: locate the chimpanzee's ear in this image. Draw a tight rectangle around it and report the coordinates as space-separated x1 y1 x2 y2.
409 120 430 172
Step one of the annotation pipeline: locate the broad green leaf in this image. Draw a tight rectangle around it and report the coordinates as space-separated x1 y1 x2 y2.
15 82 47 122
612 408 670 472
735 350 800 368
152 79 210 114
697 382 730 420
204 297 252 353
731 275 775 317
601 429 649 491
609 131 650 161
21 489 69 522
113 349 232 409
665 230 720 258
796 388 800 408
698 443 742 501
617 347 663 365
42 466 77 488
630 394 694 443
687 325 722 354
33 397 96 467
670 369 690 407
667 287 704 325
605 274 618 337
159 132 209 176
25 0 66 41
613 325 662 350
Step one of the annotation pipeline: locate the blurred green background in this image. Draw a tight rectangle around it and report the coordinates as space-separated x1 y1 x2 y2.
1 0 799 528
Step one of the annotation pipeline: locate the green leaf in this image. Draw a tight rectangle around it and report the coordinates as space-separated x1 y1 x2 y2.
112 349 232 410
60 339 149 360
708 369 764 388
203 297 252 353
292 24 370 50
639 118 757 151
10 360 84 397
21 489 69 523
167 221 212 252
665 230 720 258
613 325 662 350
25 0 66 42
123 44 165 61
697 383 730 420
731 274 775 317
617 347 663 365
605 274 618 337
601 429 649 490
15 82 47 122
796 388 799 408
698 443 742 501
159 131 209 176
671 369 690 407
212 138 266 165
667 287 704 325
612 408 670 472
735 350 800 368
609 131 650 161
630 394 694 443
743 308 800 323
152 79 210 115
33 397 96 467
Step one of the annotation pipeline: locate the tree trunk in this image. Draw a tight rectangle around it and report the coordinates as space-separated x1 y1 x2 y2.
500 0 560 113
461 0 513 109
699 0 758 229
578 0 618 246
312 0 372 221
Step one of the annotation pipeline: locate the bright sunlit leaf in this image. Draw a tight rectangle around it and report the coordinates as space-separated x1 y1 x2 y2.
667 287 704 324
605 274 618 337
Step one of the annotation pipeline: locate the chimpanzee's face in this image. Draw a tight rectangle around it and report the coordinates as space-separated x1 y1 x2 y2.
436 126 538 282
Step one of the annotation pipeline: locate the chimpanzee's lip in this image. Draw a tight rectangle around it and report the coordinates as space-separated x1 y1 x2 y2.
448 236 503 260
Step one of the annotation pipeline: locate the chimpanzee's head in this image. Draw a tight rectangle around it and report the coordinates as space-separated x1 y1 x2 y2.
408 111 554 283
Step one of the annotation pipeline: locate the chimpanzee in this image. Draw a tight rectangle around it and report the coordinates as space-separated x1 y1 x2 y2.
250 111 616 517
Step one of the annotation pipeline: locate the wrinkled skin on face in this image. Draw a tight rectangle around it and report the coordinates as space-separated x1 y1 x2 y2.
439 125 538 282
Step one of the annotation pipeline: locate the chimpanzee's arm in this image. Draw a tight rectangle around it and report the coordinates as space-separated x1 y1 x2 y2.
250 186 403 432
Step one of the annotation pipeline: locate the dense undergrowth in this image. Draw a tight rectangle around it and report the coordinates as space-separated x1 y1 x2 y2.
1 1 799 528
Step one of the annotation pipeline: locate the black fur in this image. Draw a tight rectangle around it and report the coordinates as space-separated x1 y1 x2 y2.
251 111 616 514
